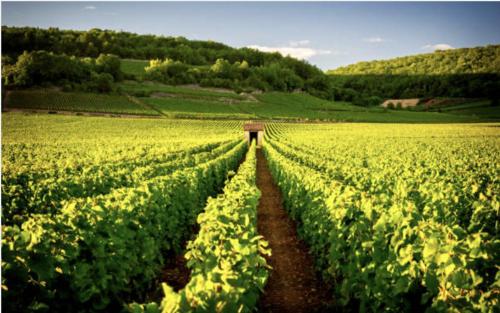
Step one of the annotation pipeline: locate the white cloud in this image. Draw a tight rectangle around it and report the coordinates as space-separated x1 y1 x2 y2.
84 5 96 10
289 40 310 47
364 36 385 43
247 45 332 60
422 43 455 51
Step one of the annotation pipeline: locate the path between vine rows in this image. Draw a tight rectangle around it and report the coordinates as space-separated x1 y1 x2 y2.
256 149 333 313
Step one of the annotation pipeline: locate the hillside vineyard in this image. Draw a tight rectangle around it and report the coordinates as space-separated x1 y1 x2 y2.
2 114 499 312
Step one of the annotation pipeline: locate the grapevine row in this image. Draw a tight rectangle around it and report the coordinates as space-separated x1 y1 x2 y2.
2 140 240 225
130 141 270 313
2 140 247 312
264 130 498 312
267 136 497 236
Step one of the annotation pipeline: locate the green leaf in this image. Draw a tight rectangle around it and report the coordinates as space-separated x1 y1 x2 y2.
422 237 439 260
424 272 439 295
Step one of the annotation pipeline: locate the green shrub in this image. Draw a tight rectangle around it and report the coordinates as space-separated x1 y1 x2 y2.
3 51 123 92
94 72 114 93
353 95 383 107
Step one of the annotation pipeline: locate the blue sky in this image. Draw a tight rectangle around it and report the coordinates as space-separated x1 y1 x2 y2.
2 1 500 70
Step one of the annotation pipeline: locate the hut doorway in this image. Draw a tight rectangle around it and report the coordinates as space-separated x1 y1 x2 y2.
249 131 258 144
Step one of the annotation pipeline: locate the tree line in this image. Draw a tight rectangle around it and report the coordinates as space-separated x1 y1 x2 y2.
141 57 330 97
3 26 499 105
2 26 330 97
328 45 500 75
328 45 500 105
329 73 500 106
3 51 122 93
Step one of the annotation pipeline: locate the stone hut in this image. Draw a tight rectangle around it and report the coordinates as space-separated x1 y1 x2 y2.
381 99 420 108
243 123 264 146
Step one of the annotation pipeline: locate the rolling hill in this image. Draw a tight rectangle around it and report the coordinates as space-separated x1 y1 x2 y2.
328 45 500 75
2 26 499 122
326 45 500 107
1 26 330 98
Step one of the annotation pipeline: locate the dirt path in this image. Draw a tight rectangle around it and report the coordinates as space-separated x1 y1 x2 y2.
256 149 333 313
125 94 168 117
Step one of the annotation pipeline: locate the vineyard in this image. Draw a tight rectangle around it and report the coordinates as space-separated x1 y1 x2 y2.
4 82 490 122
264 122 499 312
2 113 499 312
3 90 160 116
2 114 247 311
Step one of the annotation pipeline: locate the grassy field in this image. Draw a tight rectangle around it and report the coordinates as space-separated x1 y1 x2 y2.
4 83 497 122
137 90 401 121
405 99 500 121
4 90 159 115
120 81 246 100
245 92 477 122
145 92 477 122
250 92 362 118
141 97 256 119
120 59 149 78
445 105 500 120
430 100 492 111
422 100 500 120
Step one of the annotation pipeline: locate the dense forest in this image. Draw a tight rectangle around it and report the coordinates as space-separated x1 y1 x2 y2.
1 26 330 98
2 51 121 93
327 45 500 104
329 73 500 106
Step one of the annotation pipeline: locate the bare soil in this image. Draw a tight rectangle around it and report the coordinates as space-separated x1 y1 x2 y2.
141 254 190 303
180 84 236 94
158 254 190 292
256 149 333 313
150 92 177 98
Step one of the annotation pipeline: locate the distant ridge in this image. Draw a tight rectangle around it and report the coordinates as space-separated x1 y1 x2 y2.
327 45 500 75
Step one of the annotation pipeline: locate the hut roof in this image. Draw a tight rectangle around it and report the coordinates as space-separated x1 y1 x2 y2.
243 123 265 131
